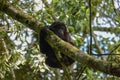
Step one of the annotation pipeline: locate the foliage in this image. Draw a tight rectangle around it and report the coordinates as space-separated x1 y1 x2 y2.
0 0 120 80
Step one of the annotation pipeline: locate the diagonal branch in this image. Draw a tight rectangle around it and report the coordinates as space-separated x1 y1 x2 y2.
0 2 43 32
93 33 103 55
0 2 120 77
45 29 120 77
41 0 57 21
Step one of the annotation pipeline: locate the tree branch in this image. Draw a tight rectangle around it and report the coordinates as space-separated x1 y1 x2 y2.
93 27 120 35
0 2 120 77
0 2 43 33
45 29 120 77
41 0 57 21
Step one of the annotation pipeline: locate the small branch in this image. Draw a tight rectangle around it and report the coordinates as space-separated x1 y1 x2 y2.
89 0 92 55
1 38 16 80
109 42 120 54
10 68 16 80
1 38 9 57
41 0 57 21
93 27 120 35
93 33 103 55
91 54 120 56
112 0 118 16
76 66 86 80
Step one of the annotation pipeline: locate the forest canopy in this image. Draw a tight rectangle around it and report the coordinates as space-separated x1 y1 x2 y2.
0 0 120 80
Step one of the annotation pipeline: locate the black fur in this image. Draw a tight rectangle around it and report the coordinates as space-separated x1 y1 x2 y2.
39 22 74 68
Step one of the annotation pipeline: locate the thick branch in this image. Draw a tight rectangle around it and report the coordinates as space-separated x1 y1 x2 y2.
0 2 119 34
45 30 120 77
0 2 120 77
0 2 43 32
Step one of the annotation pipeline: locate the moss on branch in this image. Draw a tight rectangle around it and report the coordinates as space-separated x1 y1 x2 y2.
0 2 120 77
45 30 120 77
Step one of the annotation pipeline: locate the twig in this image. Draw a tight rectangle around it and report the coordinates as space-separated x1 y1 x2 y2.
41 0 57 21
89 0 92 55
92 33 103 55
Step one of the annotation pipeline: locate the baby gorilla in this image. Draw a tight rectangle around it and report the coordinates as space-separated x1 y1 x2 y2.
39 22 74 68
